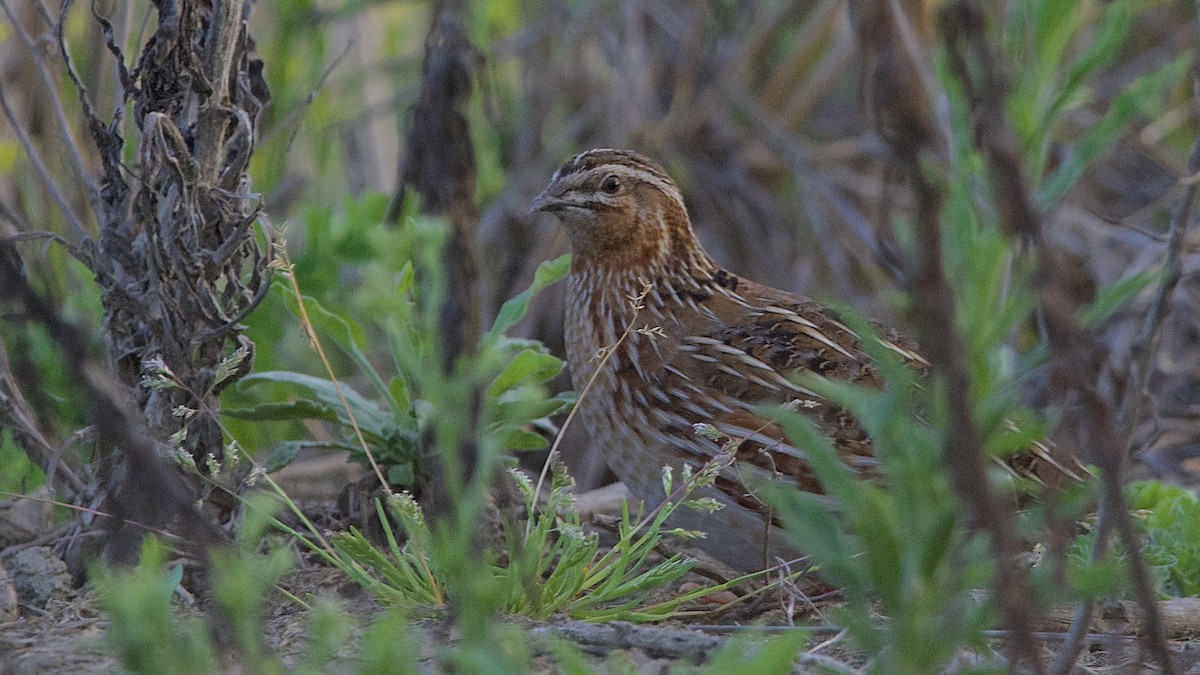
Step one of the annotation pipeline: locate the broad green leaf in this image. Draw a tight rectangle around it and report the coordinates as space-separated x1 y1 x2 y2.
264 440 355 473
488 349 565 397
238 371 392 437
495 428 549 451
486 253 570 341
494 392 573 422
276 287 393 404
223 399 342 424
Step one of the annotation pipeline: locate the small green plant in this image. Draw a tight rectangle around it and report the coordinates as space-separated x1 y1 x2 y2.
323 451 764 622
1003 0 1190 208
764 322 991 674
225 200 572 487
94 494 295 674
702 629 811 675
228 195 759 628
91 494 481 674
93 537 218 675
1068 480 1200 600
1130 481 1200 598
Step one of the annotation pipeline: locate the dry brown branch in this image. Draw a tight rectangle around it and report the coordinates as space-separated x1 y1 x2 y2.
0 0 273 568
0 238 224 564
55 0 273 472
1120 77 1200 434
0 0 100 223
394 4 486 531
530 620 722 662
1042 598 1200 640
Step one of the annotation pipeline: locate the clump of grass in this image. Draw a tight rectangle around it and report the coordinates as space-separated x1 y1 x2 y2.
323 447 767 622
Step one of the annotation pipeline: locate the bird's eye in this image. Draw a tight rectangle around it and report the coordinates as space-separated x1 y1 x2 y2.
600 175 621 195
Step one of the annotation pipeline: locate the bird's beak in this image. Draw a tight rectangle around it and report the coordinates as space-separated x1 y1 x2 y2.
529 188 564 214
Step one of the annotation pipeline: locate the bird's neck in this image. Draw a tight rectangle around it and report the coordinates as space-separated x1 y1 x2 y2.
566 232 721 351
563 202 727 380
569 242 717 280
567 203 717 278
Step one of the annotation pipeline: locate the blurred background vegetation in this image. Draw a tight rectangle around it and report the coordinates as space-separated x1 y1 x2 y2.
3 0 1200 670
3 0 1196 494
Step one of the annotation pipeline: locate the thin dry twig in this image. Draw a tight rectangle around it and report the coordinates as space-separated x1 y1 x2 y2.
259 36 358 147
0 80 90 244
527 281 653 539
1048 505 1112 675
0 0 101 220
396 5 486 529
1119 70 1200 433
1052 67 1200 675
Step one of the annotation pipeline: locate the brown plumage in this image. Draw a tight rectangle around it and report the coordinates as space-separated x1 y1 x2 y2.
531 149 1073 572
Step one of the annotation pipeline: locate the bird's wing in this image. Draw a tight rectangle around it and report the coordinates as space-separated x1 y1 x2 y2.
624 274 1083 504
665 277 1087 489
625 278 901 501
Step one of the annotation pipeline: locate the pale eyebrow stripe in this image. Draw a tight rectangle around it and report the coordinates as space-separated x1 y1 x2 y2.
591 165 683 203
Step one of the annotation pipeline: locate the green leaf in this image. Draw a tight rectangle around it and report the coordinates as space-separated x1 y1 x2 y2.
263 441 305 473
1033 0 1083 75
855 491 903 609
920 509 958 579
1037 0 1132 137
495 428 550 451
1037 52 1191 206
1080 267 1164 327
238 371 392 438
488 349 565 397
387 463 414 486
388 376 414 426
275 287 396 405
486 254 571 341
494 391 573 422
263 440 354 473
0 140 20 173
764 485 859 589
396 260 415 296
770 406 858 498
223 399 342 424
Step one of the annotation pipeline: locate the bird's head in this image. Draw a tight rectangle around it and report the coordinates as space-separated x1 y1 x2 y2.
531 149 702 271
